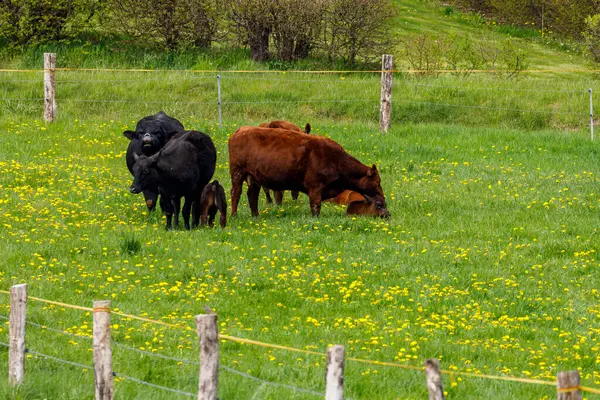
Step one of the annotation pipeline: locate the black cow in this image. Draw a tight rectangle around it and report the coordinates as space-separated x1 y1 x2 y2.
130 130 217 230
124 111 184 212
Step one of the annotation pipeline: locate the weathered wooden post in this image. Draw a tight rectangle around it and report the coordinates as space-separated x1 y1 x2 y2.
557 370 582 400
43 53 56 122
325 345 345 400
196 313 219 400
93 300 113 400
379 54 394 133
8 284 27 386
424 358 445 400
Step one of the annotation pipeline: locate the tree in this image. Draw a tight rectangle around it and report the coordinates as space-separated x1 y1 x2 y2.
322 0 395 66
224 0 273 61
0 0 97 45
584 14 600 62
108 0 219 51
270 0 326 61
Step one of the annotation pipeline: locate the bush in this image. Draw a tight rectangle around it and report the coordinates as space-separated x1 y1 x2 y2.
404 33 528 77
108 0 220 51
0 0 97 45
584 14 600 63
322 0 395 66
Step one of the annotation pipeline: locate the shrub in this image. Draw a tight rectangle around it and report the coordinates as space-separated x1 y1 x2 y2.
0 0 97 45
108 0 220 51
322 0 396 66
584 14 600 63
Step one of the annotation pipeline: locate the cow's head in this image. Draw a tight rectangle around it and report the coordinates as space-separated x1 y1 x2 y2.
347 195 391 219
358 164 385 198
129 152 159 194
123 129 174 156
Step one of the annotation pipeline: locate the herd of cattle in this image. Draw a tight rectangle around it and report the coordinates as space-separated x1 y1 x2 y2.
124 112 391 229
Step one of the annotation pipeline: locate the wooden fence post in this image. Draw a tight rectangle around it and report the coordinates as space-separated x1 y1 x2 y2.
325 345 345 400
557 370 582 400
8 284 27 386
93 300 113 400
379 54 394 133
196 314 219 400
44 53 56 122
424 358 445 400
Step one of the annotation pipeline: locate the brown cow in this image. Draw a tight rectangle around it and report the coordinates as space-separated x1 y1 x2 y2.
257 120 311 205
228 127 386 217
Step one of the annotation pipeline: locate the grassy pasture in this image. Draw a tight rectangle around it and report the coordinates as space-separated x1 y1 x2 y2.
2 77 600 399
2 4 600 393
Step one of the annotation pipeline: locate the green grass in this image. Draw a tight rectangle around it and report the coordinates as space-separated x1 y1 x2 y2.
1 116 600 399
2 1 600 398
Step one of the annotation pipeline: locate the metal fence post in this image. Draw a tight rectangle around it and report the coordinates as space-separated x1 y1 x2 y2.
589 88 594 141
217 75 222 129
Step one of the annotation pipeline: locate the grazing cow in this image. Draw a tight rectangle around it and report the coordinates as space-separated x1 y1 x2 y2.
130 130 216 230
257 120 311 204
199 180 227 228
124 111 184 212
228 127 386 217
347 195 391 218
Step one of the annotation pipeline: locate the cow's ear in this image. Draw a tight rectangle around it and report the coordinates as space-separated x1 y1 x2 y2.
149 151 160 164
304 123 311 134
123 130 137 140
133 153 140 161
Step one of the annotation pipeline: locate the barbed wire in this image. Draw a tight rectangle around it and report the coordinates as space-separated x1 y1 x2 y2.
220 364 325 398
0 341 196 397
115 373 196 397
394 100 585 115
0 98 43 101
111 342 326 397
403 82 588 94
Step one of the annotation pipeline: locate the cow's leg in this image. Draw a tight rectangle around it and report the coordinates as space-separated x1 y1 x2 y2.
208 206 216 227
308 189 323 217
219 208 227 228
173 197 181 227
274 191 284 205
160 196 174 230
182 196 193 230
264 188 273 204
143 190 158 212
291 190 299 201
191 198 201 228
230 170 244 217
247 181 261 217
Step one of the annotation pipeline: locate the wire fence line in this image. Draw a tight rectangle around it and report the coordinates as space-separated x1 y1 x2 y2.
0 341 197 397
0 316 327 398
3 74 591 94
0 96 587 116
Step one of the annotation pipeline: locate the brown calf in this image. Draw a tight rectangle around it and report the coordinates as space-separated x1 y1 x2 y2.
347 195 391 218
228 127 386 217
199 180 227 228
257 120 311 205
328 190 391 218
